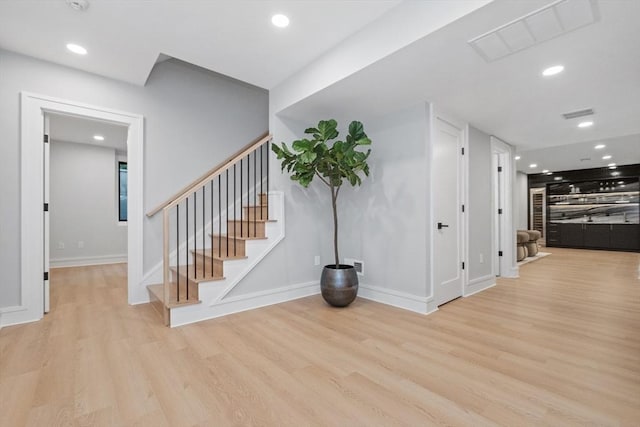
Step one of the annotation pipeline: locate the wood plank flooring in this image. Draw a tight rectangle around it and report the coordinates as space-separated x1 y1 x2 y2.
1 247 639 426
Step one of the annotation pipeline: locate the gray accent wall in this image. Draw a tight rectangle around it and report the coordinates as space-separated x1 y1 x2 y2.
467 126 494 283
0 49 267 308
49 141 127 264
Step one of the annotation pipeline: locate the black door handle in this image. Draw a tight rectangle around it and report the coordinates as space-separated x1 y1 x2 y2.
437 222 449 230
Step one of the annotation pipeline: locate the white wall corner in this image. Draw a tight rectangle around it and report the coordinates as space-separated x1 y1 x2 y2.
503 266 520 278
465 274 496 297
170 280 318 328
0 305 32 328
358 283 434 315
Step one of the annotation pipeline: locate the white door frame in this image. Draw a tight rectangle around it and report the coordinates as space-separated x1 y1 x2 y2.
12 92 144 326
430 106 467 306
491 136 518 278
43 114 50 313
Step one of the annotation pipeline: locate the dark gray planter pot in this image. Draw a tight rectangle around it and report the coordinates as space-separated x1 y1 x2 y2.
320 265 358 307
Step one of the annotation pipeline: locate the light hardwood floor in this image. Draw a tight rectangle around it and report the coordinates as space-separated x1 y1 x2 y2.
1 248 639 426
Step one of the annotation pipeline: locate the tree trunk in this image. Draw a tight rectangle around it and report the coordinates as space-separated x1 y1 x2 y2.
331 186 339 267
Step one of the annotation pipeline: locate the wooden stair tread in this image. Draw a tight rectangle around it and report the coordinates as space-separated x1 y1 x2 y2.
227 218 276 223
147 283 201 308
193 248 247 261
170 265 225 283
210 234 267 241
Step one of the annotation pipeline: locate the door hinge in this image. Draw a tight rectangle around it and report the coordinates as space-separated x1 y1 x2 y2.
498 208 502 214
44 203 49 212
44 272 49 281
498 251 503 257
43 134 49 143
461 147 465 155
497 166 502 172
461 204 465 213
461 262 465 270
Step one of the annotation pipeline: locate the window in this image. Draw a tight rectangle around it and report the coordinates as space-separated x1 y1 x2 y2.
118 161 127 222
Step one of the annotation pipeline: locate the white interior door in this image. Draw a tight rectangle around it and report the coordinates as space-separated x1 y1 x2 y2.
432 112 464 306
43 114 50 313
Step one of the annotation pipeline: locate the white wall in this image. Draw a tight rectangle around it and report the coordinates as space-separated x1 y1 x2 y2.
231 101 503 313
49 141 127 266
339 104 431 298
0 49 267 309
228 104 433 307
516 172 529 230
467 126 494 288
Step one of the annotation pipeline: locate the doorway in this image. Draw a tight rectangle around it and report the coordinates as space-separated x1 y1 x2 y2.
491 136 518 278
45 113 129 312
17 92 144 325
431 108 466 306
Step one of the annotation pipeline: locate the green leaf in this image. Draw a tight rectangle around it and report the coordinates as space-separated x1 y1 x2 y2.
317 119 339 141
292 139 313 152
348 121 365 139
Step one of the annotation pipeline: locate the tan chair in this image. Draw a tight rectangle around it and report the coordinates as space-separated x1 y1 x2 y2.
524 230 541 257
517 231 529 261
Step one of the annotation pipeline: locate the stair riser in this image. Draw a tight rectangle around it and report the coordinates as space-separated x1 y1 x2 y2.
259 193 268 206
168 273 200 301
227 221 265 238
198 257 225 277
211 236 246 257
243 206 269 221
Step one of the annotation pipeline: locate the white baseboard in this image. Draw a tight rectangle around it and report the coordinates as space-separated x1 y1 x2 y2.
358 283 435 315
170 281 319 327
0 305 35 328
465 274 496 297
50 254 127 268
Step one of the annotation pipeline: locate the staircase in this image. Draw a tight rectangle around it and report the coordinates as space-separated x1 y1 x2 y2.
145 134 285 327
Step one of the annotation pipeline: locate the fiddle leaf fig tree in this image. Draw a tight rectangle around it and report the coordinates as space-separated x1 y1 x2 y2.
272 119 371 268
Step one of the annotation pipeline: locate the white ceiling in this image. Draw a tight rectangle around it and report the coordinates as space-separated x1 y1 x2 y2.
277 0 640 173
49 113 128 153
0 0 400 88
2 0 638 175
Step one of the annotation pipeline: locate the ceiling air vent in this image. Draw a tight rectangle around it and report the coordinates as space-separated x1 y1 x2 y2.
562 108 594 120
468 0 599 62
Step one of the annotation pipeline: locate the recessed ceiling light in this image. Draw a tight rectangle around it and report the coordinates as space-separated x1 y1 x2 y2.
529 163 537 168
617 181 625 184
514 155 521 160
602 155 612 160
594 144 605 149
546 172 553 175
578 121 593 128
608 163 616 167
542 169 549 173
93 135 104 141
554 176 562 181
66 43 87 55
271 14 290 28
611 171 620 176
542 65 564 76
